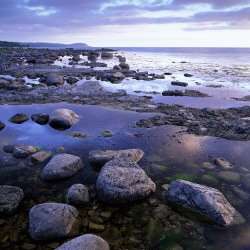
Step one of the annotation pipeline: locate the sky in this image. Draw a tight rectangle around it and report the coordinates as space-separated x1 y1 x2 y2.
0 0 250 47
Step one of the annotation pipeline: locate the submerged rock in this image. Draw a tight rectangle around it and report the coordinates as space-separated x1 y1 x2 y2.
55 234 110 250
31 151 52 164
166 180 244 226
0 121 5 130
217 171 241 184
96 157 156 204
9 113 29 124
41 153 83 181
49 108 79 130
171 81 188 87
29 203 79 241
13 145 39 159
31 113 49 125
0 185 24 215
66 184 89 205
89 148 144 167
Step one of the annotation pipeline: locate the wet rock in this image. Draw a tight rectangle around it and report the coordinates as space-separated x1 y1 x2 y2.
31 151 52 164
117 55 126 63
13 145 39 159
101 52 113 59
218 171 241 184
111 72 125 83
9 113 29 124
166 180 244 226
49 108 80 130
41 153 83 181
0 185 24 215
0 121 5 130
29 202 79 241
96 157 156 204
171 81 188 87
214 158 233 170
55 234 110 250
89 148 144 167
119 62 130 70
45 73 64 86
162 90 208 97
184 73 193 77
101 130 113 137
66 184 89 205
31 113 49 125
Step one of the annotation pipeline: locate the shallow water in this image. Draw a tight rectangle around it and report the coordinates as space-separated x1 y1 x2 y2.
1 103 250 249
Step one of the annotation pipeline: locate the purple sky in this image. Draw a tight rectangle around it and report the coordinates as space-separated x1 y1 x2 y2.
1 0 250 47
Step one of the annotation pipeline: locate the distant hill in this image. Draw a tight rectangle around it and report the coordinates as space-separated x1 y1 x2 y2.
24 42 89 49
0 41 89 49
0 41 24 47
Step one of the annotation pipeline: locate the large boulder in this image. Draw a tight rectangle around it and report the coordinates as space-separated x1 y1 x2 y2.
46 73 64 86
29 203 79 241
72 81 105 96
66 184 89 205
0 185 24 215
166 180 244 226
89 149 144 167
96 157 156 204
41 154 83 181
55 234 110 250
49 108 80 130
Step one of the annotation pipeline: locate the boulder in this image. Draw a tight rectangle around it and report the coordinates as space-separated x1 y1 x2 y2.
13 145 39 159
101 52 113 59
110 72 125 83
55 234 109 250
72 81 105 96
119 62 130 70
41 154 83 181
0 185 24 215
89 148 144 167
31 113 49 125
171 81 188 87
66 184 89 205
46 73 64 86
166 180 244 226
29 203 79 241
96 157 156 204
9 113 29 124
49 108 80 130
184 73 193 77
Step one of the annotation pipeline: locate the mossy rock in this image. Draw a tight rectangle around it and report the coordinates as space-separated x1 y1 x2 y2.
170 174 197 182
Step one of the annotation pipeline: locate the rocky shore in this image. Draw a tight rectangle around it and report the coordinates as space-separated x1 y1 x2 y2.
0 47 250 250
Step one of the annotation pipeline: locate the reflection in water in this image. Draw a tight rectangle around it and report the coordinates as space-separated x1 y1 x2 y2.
1 103 250 249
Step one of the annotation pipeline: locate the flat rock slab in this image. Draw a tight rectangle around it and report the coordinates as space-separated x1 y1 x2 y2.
41 154 83 181
29 203 79 241
166 180 244 226
96 157 156 204
55 234 110 250
89 148 144 167
0 185 24 215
